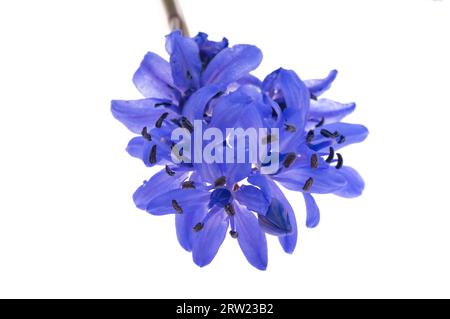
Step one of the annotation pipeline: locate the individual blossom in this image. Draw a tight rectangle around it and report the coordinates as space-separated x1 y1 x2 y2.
240 67 369 253
135 163 270 270
111 30 263 168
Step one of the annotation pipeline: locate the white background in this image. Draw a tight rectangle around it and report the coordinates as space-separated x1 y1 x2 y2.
0 0 449 298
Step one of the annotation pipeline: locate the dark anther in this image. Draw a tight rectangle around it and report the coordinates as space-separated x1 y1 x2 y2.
320 129 336 138
186 70 193 80
170 118 182 127
225 204 236 216
262 134 277 144
284 124 297 132
193 222 204 232
337 135 346 144
165 165 175 176
172 199 183 214
271 107 278 118
303 177 314 191
306 130 315 143
214 176 226 188
310 93 318 101
213 91 224 99
149 145 157 164
283 152 297 168
180 117 194 133
229 230 239 239
155 112 169 128
171 143 184 158
311 154 319 169
233 184 240 191
154 102 171 107
325 147 335 163
315 117 325 128
181 181 195 189
336 153 343 169
141 127 152 141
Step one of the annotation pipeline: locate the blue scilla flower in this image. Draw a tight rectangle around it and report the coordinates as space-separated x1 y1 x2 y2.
134 164 270 270
111 28 369 270
237 68 369 253
111 30 262 167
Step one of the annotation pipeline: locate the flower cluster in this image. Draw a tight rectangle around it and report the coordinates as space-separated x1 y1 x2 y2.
111 31 368 270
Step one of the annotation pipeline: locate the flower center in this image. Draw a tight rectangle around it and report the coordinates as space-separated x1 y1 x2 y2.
209 188 232 208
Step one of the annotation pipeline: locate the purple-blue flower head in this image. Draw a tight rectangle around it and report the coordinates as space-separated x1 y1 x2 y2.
111 30 369 270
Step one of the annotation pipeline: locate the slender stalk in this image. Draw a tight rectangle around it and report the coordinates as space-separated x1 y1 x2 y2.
162 0 190 36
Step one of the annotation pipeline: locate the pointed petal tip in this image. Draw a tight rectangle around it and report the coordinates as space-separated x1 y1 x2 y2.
281 242 296 254
193 256 212 268
254 263 267 271
282 248 295 255
304 193 320 228
279 232 297 254
333 166 366 198
329 69 338 78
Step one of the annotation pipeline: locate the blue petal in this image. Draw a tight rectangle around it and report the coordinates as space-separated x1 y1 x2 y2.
228 84 264 104
311 123 369 152
193 162 223 185
146 188 210 215
305 69 338 97
248 174 297 253
133 169 189 210
303 193 320 228
308 99 356 127
208 90 264 135
234 204 268 270
235 74 262 87
262 68 310 134
132 51 178 101
176 207 209 252
209 188 233 208
192 208 228 267
224 163 252 186
201 44 263 87
165 30 202 92
111 98 176 134
193 32 229 66
259 94 283 129
126 136 146 159
279 129 305 154
272 164 347 194
182 84 223 121
333 166 365 198
247 174 272 198
234 185 269 215
258 197 293 235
